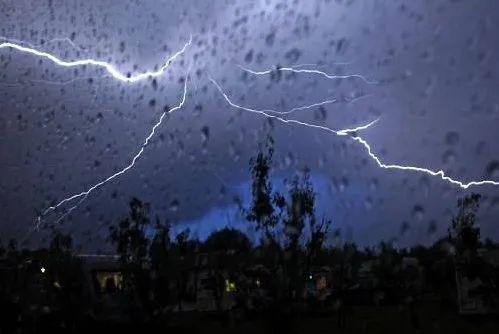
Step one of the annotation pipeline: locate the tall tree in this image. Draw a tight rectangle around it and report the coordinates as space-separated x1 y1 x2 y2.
109 197 150 268
45 231 84 328
449 193 483 282
149 217 171 272
306 217 331 270
282 171 316 299
246 137 283 241
171 228 196 312
449 193 481 263
109 198 152 313
283 172 315 251
204 227 251 254
149 217 171 311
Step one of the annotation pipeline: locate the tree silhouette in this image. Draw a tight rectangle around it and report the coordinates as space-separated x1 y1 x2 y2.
306 217 331 272
246 137 283 242
45 231 85 328
149 216 171 272
149 217 171 311
283 171 315 251
449 193 481 263
109 197 150 268
170 227 200 312
204 227 251 254
108 197 152 314
174 228 191 256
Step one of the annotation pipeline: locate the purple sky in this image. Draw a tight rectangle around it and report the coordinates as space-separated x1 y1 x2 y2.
1 0 499 251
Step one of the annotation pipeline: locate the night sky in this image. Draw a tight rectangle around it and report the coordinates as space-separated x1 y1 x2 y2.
1 0 499 251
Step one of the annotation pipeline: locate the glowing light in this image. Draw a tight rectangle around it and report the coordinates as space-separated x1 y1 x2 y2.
211 77 499 190
40 267 46 273
0 36 193 226
225 279 237 292
0 35 192 83
2 27 497 234
37 77 189 227
0 36 84 51
238 64 378 85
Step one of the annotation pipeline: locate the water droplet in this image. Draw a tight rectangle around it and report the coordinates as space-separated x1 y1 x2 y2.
201 126 210 144
445 131 460 146
442 150 456 164
486 161 499 178
412 205 425 222
169 199 179 212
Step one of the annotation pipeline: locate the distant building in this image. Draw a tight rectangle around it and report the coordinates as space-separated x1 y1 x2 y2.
77 254 143 323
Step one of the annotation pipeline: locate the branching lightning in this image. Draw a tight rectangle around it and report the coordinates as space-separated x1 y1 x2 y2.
211 70 499 190
0 35 192 83
209 77 378 137
259 98 338 115
2 28 498 234
0 36 192 227
350 136 499 189
229 93 373 116
238 64 378 85
37 76 189 227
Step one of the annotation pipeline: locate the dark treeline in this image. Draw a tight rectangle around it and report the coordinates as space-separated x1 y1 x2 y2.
1 139 499 333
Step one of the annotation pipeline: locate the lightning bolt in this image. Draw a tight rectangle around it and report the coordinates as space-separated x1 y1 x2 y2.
238 64 378 85
233 94 373 116
243 98 338 116
0 36 192 227
3 29 498 235
0 36 84 51
350 136 499 189
0 35 192 83
211 75 499 189
38 76 189 227
209 77 377 137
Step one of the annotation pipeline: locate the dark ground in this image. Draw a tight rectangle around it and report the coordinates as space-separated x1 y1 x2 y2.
68 299 499 334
